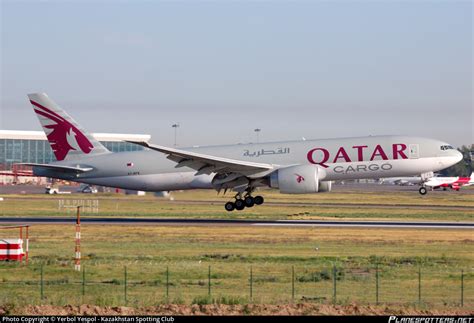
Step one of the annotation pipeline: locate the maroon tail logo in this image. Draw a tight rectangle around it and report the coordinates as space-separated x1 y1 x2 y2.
31 100 93 161
295 174 305 183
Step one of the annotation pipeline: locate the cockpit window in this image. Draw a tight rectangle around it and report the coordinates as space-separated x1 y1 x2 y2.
440 145 454 150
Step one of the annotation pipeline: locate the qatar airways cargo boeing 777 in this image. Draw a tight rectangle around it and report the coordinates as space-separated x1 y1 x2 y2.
20 93 463 211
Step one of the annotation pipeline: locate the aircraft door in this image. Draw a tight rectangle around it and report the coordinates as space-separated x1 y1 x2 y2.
409 144 419 159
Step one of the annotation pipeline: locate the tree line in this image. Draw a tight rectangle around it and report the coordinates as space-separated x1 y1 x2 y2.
440 144 474 177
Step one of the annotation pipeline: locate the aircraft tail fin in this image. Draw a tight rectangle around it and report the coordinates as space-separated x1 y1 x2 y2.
27 93 110 161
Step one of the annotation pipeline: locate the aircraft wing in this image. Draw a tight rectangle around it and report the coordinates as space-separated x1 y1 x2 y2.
127 141 275 178
17 163 93 174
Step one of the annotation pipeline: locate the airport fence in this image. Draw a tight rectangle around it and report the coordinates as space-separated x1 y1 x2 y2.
0 261 471 307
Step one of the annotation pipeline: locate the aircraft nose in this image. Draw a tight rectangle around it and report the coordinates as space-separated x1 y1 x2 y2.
454 150 463 163
439 149 463 168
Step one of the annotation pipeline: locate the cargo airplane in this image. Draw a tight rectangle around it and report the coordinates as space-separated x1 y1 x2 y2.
20 93 463 211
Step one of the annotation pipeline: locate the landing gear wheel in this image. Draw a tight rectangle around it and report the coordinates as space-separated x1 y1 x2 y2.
235 199 246 210
254 196 264 205
225 202 235 212
244 196 255 207
419 187 427 195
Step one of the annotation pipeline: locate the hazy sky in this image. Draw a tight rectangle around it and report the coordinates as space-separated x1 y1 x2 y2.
1 1 472 147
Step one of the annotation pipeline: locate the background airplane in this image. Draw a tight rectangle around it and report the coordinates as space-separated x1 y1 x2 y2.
20 93 463 211
381 172 473 194
380 176 430 186
422 172 474 193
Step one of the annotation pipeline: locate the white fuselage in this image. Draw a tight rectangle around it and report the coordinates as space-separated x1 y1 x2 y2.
36 135 463 192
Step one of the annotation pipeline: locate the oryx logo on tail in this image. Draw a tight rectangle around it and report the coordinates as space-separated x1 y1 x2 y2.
31 100 93 161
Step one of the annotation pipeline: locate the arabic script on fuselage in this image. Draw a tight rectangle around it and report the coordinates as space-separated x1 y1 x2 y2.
243 148 290 157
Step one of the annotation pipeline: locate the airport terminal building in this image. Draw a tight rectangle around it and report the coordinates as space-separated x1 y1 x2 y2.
0 130 151 184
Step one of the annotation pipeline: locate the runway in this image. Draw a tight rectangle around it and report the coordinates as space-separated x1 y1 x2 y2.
0 217 472 229
176 200 473 211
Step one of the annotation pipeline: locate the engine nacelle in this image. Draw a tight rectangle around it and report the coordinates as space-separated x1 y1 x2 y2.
318 180 332 192
269 165 330 194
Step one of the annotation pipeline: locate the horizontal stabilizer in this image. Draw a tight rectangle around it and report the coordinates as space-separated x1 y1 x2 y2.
16 163 93 173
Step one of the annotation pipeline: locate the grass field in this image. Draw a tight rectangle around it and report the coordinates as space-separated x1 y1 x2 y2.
1 188 473 222
0 225 472 309
0 189 472 313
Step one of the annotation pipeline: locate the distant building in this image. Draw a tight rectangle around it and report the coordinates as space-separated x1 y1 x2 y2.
0 130 151 184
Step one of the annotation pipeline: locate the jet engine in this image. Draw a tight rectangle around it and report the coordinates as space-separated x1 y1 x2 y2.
269 164 331 194
318 180 332 192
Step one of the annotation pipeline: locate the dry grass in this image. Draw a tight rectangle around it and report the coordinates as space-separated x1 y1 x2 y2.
0 189 472 311
18 224 474 258
4 303 473 316
0 224 472 308
1 189 473 221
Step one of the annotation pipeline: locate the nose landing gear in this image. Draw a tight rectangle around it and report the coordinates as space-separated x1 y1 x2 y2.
224 192 265 212
419 186 427 195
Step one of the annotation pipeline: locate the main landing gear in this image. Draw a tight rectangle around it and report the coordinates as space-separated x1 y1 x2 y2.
224 193 264 212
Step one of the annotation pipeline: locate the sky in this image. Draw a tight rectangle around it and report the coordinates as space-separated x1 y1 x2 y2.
1 0 472 148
